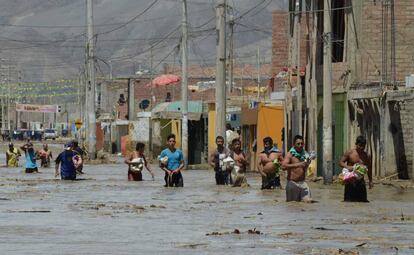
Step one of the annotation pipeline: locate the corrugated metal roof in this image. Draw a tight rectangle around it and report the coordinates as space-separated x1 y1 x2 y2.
151 101 204 120
165 100 203 113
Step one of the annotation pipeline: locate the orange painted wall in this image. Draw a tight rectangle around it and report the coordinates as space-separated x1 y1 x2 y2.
256 105 284 153
207 104 216 159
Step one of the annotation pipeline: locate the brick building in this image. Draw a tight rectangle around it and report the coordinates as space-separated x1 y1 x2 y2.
281 0 414 179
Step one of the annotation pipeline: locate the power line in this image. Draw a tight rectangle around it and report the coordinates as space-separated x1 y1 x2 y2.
106 24 182 61
233 0 268 21
96 0 160 36
0 6 214 29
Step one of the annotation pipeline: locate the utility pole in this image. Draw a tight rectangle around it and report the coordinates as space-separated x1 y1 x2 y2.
109 60 113 80
304 0 310 147
215 0 227 140
323 0 333 184
310 0 318 152
86 0 97 159
149 47 154 155
127 78 135 121
228 15 234 94
256 46 261 101
7 65 11 132
181 0 189 165
296 0 302 136
79 70 86 143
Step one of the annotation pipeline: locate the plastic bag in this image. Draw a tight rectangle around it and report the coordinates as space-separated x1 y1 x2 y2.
158 156 168 166
222 156 235 171
339 168 358 184
130 158 144 172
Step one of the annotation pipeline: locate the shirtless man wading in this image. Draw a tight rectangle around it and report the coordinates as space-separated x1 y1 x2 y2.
257 137 283 189
339 135 373 202
281 135 311 202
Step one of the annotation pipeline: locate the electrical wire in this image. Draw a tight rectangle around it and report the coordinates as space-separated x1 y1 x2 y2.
96 0 160 36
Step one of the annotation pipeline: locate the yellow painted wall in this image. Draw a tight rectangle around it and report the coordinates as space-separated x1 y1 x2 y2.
171 119 182 149
208 104 216 159
257 105 284 153
207 103 283 169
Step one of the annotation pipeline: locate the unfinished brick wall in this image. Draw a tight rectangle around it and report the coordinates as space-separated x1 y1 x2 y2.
273 10 315 92
271 11 289 91
358 0 414 83
272 11 289 73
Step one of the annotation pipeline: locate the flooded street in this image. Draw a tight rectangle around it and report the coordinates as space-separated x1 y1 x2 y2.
0 153 413 254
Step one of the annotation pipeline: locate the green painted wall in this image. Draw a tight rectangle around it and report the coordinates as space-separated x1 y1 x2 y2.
317 93 346 176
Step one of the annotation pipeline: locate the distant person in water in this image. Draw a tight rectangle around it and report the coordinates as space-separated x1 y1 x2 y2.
21 142 38 173
37 143 53 168
125 142 154 181
6 143 21 167
55 142 82 181
159 134 184 187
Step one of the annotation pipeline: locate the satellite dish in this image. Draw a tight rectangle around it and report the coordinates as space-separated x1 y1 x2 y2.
139 99 150 110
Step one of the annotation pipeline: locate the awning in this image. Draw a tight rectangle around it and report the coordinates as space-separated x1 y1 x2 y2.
151 101 203 121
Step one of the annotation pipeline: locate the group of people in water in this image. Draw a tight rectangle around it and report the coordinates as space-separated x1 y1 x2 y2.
209 134 313 202
6 141 53 171
5 132 373 203
5 140 85 180
124 132 373 203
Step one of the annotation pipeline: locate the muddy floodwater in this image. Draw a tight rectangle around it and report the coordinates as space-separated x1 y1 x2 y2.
0 156 413 254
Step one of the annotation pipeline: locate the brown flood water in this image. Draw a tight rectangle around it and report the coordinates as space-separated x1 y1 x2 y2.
0 158 413 254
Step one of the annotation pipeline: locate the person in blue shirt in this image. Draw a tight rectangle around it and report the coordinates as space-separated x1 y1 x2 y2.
20 142 38 173
159 134 184 187
55 142 82 180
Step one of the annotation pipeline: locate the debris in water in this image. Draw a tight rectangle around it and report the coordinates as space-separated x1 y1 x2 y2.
176 243 209 249
206 228 261 236
355 242 367 247
150 204 166 209
312 227 336 231
12 210 51 213
247 228 261 235
257 212 263 215
279 232 293 238
338 248 360 254
206 231 222 236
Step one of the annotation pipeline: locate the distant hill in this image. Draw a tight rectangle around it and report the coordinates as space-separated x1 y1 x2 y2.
0 0 287 82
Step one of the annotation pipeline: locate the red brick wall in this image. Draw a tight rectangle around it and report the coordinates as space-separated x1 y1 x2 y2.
272 11 308 91
272 11 289 91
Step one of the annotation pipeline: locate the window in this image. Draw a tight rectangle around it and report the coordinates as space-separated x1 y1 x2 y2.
317 0 346 64
332 0 345 62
